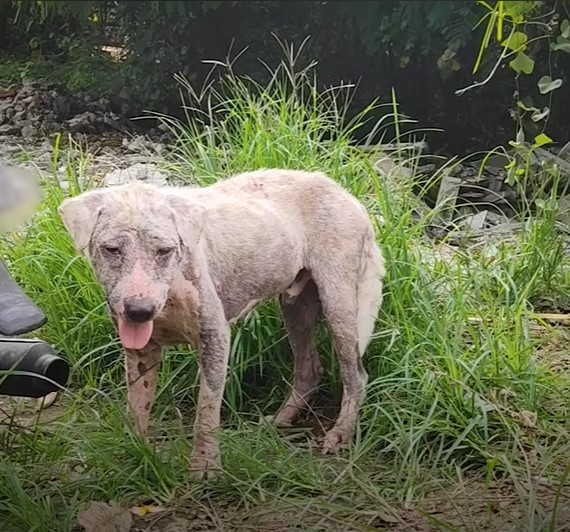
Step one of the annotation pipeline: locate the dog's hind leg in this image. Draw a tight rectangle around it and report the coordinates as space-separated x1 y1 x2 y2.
274 274 322 426
311 231 384 454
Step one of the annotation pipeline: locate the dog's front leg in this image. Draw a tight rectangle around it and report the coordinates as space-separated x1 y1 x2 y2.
124 342 162 437
191 306 231 480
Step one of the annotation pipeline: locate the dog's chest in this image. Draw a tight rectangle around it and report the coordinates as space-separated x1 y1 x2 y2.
152 277 201 348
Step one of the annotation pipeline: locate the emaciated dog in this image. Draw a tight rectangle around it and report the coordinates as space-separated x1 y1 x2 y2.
59 169 385 478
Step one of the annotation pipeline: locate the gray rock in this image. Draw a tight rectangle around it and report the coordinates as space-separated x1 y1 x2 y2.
21 125 37 138
103 163 169 187
12 110 26 123
0 124 21 135
67 112 97 133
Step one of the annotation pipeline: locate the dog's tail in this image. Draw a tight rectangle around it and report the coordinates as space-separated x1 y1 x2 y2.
356 228 385 356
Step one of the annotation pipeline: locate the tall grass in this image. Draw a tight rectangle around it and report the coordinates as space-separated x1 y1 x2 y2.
1 39 569 530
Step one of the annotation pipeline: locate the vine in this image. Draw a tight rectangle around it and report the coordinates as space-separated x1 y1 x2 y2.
460 1 570 193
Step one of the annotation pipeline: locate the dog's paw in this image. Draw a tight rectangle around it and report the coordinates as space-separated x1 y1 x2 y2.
321 427 350 454
190 447 221 480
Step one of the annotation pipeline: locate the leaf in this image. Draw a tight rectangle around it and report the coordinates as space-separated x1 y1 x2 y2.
77 501 132 532
551 39 570 53
561 19 570 39
537 75 563 94
516 100 538 113
533 133 553 148
535 198 546 210
509 52 534 75
129 505 167 518
531 107 550 122
501 31 528 51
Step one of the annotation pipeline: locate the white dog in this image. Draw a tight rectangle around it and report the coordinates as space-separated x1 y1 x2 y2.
59 169 385 478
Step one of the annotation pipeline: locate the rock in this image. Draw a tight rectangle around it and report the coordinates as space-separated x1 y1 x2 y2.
66 112 97 133
0 82 136 138
103 163 169 187
531 148 570 178
435 174 462 222
21 125 37 138
124 135 155 153
556 194 570 225
12 109 26 123
0 124 21 135
463 210 488 230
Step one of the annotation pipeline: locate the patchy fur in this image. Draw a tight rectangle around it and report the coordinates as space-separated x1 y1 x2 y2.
59 169 385 478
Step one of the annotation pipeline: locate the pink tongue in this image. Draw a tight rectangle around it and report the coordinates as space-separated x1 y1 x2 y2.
117 317 154 350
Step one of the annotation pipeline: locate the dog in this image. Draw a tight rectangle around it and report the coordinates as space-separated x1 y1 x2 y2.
58 168 385 479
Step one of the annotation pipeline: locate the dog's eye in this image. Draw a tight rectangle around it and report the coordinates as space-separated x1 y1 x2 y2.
157 247 174 257
103 245 121 256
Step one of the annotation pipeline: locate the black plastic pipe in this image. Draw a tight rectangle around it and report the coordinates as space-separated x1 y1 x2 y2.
0 338 69 398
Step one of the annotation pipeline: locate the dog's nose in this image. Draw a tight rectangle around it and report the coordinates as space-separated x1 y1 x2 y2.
124 298 156 323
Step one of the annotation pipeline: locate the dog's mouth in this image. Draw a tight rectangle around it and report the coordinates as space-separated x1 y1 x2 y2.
117 316 154 351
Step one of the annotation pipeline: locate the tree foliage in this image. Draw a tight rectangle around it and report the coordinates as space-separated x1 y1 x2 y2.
1 1 570 152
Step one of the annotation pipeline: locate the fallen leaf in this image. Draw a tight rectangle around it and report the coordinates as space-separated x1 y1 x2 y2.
77 501 132 532
129 504 167 517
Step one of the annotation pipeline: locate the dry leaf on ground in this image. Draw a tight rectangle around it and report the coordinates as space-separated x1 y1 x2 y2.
129 504 167 517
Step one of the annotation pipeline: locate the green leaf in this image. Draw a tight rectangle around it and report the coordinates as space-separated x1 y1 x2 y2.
535 198 546 209
533 133 553 148
537 76 563 94
517 101 538 113
501 31 528 51
535 198 559 211
509 52 534 74
531 107 549 122
551 38 570 53
561 19 570 39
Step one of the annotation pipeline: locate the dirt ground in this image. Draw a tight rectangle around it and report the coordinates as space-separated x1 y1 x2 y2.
2 392 570 532
124 477 570 531
2 322 570 531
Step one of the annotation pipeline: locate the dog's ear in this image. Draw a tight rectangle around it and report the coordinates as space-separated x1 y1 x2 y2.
58 189 114 257
163 193 207 252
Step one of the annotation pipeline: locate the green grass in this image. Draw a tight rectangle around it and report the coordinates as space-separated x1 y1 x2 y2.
1 41 570 531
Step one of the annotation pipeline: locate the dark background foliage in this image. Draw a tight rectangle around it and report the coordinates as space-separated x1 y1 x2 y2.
1 0 569 154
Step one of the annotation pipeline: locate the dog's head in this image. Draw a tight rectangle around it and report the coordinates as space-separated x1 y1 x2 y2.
58 183 205 351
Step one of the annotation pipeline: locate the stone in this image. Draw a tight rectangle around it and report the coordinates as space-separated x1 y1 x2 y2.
66 112 97 133
0 124 21 135
21 125 37 138
435 174 462 222
556 194 570 225
463 210 488 230
103 163 169 187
